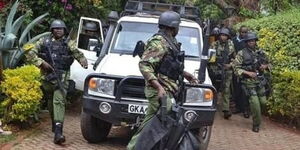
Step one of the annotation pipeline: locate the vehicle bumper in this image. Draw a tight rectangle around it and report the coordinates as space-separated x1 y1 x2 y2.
82 95 216 127
82 95 147 125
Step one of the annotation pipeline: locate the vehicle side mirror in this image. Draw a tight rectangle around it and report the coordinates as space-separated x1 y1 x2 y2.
88 39 102 56
208 49 216 63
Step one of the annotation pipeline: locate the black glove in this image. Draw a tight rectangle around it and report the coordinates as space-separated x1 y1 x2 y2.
81 59 88 69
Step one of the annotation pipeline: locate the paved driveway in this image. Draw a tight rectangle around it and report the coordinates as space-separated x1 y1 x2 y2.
8 106 300 150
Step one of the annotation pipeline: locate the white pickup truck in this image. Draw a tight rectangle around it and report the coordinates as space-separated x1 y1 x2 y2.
71 1 217 150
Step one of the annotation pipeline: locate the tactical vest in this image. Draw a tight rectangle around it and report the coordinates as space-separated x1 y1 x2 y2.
241 48 257 72
215 41 230 64
39 36 74 71
156 33 184 81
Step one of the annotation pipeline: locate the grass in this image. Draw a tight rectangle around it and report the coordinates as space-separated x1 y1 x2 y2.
0 134 16 144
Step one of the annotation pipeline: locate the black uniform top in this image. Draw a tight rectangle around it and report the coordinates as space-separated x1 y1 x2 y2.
232 35 246 52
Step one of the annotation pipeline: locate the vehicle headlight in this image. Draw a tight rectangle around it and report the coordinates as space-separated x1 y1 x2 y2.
88 78 115 97
185 88 213 103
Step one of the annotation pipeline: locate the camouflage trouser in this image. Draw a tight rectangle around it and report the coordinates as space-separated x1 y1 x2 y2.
242 82 267 126
127 86 174 150
42 77 69 123
222 71 233 112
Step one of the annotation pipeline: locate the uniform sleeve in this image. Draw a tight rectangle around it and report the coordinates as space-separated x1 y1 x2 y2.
139 37 168 82
210 41 217 49
232 51 245 76
24 38 45 67
229 40 236 57
68 40 87 65
228 40 236 65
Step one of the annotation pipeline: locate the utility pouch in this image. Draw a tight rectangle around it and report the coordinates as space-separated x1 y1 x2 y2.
62 55 74 66
159 54 181 81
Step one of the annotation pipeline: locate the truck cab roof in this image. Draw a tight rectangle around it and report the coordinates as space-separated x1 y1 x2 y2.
119 13 201 29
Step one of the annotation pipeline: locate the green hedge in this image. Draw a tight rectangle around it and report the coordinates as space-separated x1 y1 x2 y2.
0 65 43 123
236 9 300 127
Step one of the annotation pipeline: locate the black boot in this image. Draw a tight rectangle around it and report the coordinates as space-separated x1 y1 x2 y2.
223 111 232 119
252 125 260 133
54 123 66 144
243 111 250 118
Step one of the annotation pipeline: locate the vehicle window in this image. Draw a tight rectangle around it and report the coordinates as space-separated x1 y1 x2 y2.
111 21 201 57
78 20 102 51
177 27 201 57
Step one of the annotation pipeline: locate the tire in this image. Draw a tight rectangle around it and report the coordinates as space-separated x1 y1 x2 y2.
194 126 212 150
80 111 112 143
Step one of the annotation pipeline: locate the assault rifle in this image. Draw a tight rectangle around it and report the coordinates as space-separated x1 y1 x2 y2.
44 47 66 95
44 29 74 94
218 45 234 92
255 50 271 94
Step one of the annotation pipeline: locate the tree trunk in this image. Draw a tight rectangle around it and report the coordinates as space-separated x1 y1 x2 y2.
213 0 260 27
240 0 260 11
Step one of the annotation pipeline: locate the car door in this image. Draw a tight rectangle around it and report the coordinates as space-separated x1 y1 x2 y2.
70 17 104 91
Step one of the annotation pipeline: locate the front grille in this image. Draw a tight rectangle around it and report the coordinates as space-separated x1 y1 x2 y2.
116 78 146 99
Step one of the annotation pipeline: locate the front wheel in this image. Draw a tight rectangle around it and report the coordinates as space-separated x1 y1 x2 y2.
80 111 112 143
192 126 212 150
194 125 212 150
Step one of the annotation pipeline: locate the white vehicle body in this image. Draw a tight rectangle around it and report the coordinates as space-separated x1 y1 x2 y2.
80 5 217 148
71 15 213 106
70 17 104 91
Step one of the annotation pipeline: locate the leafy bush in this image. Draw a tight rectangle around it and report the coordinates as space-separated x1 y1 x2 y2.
17 0 125 34
236 9 300 127
0 65 43 123
268 71 300 123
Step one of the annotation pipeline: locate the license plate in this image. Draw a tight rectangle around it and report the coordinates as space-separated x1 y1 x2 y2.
128 104 148 114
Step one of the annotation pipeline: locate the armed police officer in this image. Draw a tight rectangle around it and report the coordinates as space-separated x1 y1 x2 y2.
25 19 88 144
78 22 102 54
127 11 198 150
233 32 270 132
208 28 235 119
232 25 250 117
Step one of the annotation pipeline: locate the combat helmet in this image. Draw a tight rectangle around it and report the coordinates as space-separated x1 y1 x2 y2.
244 32 258 41
84 22 97 31
158 11 181 28
211 27 220 35
219 28 230 36
50 19 67 31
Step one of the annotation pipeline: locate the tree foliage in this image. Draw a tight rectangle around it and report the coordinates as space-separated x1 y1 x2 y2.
17 0 125 34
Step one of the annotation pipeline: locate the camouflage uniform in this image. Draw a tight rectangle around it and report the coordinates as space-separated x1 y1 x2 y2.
233 47 267 127
127 34 177 150
208 40 235 112
25 36 87 123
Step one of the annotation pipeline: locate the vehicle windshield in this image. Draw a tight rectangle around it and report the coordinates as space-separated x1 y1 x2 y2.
110 21 201 57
